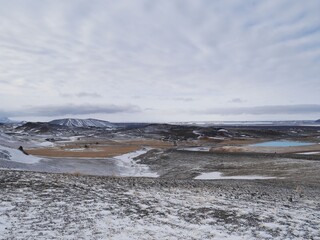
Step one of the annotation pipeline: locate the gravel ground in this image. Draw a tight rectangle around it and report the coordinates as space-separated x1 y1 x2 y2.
138 150 320 183
1 170 319 239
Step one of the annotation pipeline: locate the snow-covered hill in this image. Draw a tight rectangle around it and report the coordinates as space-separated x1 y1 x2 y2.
0 117 17 124
0 145 41 164
49 118 116 128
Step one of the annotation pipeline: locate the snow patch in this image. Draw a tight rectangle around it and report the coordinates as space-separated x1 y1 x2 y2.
113 149 158 177
195 171 277 180
296 151 320 155
0 145 42 164
37 141 55 147
218 128 228 132
178 147 211 152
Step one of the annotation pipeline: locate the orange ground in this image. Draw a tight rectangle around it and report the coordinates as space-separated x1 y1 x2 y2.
26 139 173 158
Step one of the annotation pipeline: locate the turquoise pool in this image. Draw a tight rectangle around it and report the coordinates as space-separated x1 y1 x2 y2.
251 140 314 147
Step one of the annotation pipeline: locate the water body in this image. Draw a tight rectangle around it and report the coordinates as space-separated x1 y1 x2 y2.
251 140 314 147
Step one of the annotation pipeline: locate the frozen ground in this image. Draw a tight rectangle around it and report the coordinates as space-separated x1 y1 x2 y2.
0 145 42 164
0 170 319 240
113 149 158 177
296 151 320 155
177 147 211 152
0 146 157 178
1 123 320 239
194 171 277 180
0 132 55 149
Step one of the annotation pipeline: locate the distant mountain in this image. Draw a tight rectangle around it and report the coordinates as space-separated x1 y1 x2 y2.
316 119 320 123
49 118 115 128
16 122 65 134
0 117 18 124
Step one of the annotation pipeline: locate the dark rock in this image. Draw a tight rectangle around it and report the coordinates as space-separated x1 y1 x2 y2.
18 146 29 155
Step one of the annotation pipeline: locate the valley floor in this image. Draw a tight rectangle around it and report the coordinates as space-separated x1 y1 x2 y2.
1 123 320 239
1 170 319 240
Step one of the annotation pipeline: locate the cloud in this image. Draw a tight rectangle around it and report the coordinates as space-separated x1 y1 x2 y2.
229 98 245 103
195 104 320 115
0 1 319 121
76 92 101 98
1 104 140 117
60 92 102 98
173 97 194 102
59 93 73 98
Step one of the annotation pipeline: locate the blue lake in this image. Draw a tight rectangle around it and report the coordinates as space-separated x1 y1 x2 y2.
251 140 314 147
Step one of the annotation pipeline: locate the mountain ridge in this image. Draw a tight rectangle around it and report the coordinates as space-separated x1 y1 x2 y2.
49 118 115 128
0 117 19 124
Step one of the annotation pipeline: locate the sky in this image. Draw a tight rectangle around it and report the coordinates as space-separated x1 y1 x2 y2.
0 0 319 122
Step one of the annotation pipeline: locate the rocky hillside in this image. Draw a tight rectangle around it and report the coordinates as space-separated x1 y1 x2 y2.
49 118 116 128
0 170 319 239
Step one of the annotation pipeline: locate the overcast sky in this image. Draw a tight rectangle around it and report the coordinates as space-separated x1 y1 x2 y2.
0 0 319 122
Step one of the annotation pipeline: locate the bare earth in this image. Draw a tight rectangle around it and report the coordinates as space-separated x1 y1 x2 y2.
210 144 320 154
26 139 173 158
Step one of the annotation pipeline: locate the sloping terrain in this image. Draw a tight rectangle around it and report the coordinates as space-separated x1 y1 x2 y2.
49 118 116 128
15 122 73 135
0 171 319 240
0 121 320 239
0 117 15 124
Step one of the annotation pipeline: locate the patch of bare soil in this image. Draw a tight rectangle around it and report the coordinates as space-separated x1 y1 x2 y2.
26 145 141 158
210 144 320 154
210 146 249 153
26 139 173 158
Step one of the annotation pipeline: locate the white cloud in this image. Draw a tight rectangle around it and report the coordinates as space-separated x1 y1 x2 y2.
193 104 320 115
0 0 319 121
60 92 102 98
0 103 140 117
229 98 245 104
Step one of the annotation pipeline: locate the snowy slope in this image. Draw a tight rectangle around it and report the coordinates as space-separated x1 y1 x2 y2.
0 117 17 124
1 171 319 240
49 118 116 128
0 145 41 164
0 132 14 142
113 148 158 177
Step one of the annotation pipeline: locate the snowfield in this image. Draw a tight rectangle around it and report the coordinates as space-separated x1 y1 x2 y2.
113 149 159 177
0 145 42 164
0 171 319 240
